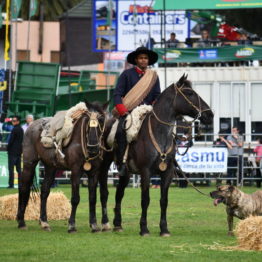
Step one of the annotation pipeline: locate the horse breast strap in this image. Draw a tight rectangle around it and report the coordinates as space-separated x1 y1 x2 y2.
148 114 173 172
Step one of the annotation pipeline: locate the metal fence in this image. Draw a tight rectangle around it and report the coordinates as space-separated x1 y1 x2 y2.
1 130 261 187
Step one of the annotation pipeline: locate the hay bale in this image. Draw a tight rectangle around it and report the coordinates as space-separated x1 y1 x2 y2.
0 192 71 220
235 216 262 251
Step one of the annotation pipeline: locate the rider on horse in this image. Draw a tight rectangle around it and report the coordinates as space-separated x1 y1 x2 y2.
113 46 161 176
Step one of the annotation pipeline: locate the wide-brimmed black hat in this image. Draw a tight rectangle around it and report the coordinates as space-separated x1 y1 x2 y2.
127 46 158 66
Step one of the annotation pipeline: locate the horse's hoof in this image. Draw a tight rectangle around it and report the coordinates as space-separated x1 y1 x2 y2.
140 232 150 237
39 220 51 232
18 225 27 230
113 226 123 232
102 223 111 232
68 228 77 234
228 231 234 237
91 228 101 233
160 232 171 237
43 226 51 232
90 224 101 233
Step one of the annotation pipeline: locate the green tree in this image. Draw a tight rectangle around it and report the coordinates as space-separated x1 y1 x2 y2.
0 0 84 20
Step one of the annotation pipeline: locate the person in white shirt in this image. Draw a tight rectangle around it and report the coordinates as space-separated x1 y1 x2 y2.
22 114 34 133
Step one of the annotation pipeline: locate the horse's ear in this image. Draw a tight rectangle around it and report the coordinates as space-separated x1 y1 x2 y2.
84 99 91 109
102 101 110 112
177 74 186 88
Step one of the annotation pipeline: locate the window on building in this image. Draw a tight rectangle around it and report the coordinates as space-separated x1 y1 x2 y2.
251 83 262 141
17 50 30 61
219 82 246 136
193 83 213 142
51 51 60 63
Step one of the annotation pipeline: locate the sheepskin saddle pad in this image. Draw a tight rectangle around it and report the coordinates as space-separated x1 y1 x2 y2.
107 105 153 147
41 102 87 148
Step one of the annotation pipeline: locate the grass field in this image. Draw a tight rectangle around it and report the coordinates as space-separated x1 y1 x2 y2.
0 184 261 262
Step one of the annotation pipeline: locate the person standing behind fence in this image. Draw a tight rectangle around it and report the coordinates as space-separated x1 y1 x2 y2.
166 32 180 48
7 116 24 188
254 137 262 188
22 114 34 133
213 131 232 149
226 127 244 185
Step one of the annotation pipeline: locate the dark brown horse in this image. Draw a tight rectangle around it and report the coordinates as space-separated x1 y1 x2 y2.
17 101 111 233
102 74 214 236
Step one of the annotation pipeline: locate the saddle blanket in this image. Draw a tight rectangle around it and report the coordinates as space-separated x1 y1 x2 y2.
107 105 153 147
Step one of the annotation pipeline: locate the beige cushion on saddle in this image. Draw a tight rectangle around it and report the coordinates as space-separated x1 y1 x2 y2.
41 102 87 148
107 105 153 147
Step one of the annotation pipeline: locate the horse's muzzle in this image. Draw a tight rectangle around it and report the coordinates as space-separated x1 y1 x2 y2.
200 110 214 125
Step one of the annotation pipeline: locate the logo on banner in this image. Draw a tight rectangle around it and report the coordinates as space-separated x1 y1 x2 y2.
163 50 182 60
199 49 217 59
235 47 254 58
176 148 228 173
120 4 186 25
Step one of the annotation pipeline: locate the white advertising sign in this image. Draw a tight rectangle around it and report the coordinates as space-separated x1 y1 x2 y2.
176 147 228 173
117 0 188 51
109 148 228 174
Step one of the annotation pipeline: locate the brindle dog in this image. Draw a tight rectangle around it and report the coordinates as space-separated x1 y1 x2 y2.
210 185 262 235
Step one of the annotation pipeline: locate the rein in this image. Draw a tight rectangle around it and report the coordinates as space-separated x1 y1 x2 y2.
149 83 211 197
175 163 210 197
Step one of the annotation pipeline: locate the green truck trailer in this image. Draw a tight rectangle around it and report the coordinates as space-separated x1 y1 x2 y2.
6 61 119 119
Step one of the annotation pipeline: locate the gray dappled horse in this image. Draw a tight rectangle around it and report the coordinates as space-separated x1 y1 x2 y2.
16 102 111 233
103 74 214 236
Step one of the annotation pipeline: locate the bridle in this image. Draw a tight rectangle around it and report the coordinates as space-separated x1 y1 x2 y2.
148 83 213 163
175 84 212 121
151 83 213 131
80 110 106 162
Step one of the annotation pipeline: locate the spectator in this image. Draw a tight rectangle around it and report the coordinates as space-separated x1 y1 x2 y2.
213 131 233 185
238 33 252 45
177 131 193 148
226 127 244 186
253 137 262 188
176 131 193 188
166 32 180 48
22 114 34 133
7 116 24 188
196 30 212 48
213 131 232 149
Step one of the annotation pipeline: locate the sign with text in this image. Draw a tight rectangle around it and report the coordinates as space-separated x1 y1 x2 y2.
93 0 189 52
0 152 9 187
155 45 262 63
117 0 188 51
176 148 228 173
0 152 39 188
